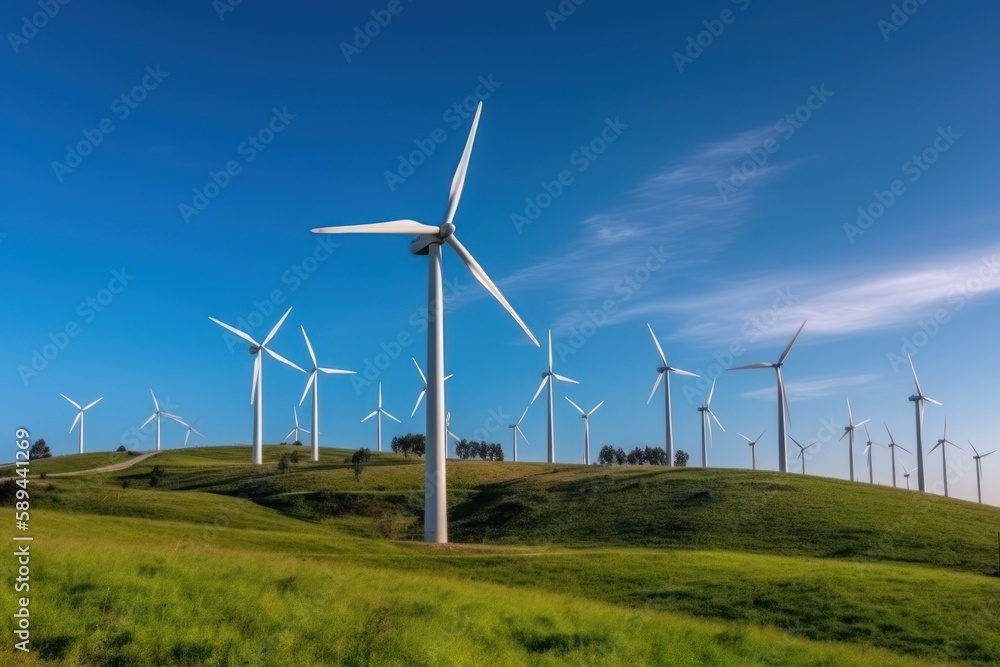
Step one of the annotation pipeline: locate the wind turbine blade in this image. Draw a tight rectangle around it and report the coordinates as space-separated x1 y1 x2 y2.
300 326 318 369
854 418 871 429
647 323 667 365
191 427 204 438
530 376 549 405
263 347 306 373
70 412 82 433
442 101 482 228
927 442 942 455
646 372 664 405
60 394 81 410
896 445 912 455
312 220 440 236
708 409 725 433
907 354 923 396
778 369 791 426
968 441 980 457
839 430 849 442
981 450 997 458
778 320 807 364
587 401 605 416
149 389 159 411
140 413 156 429
299 371 317 407
209 317 259 347
552 373 578 384
411 389 426 418
319 367 356 375
382 410 401 424
412 357 427 385
737 433 752 443
707 380 716 406
161 413 184 423
448 430 461 442
924 397 943 406
262 307 293 347
361 411 378 423
671 368 700 378
443 374 454 382
548 330 553 371
285 429 296 441
445 234 539 347
517 404 530 426
565 397 585 415
251 353 261 404
516 425 530 445
847 397 854 425
730 362 774 371
83 397 103 411
755 429 767 443
884 422 895 444
863 423 873 442
183 431 191 448
789 435 803 448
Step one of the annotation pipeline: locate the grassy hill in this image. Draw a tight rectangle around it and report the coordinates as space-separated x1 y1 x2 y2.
3 446 999 665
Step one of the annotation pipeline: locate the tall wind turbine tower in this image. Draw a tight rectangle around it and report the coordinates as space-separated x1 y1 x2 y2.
927 418 961 497
697 380 724 468
969 441 995 504
530 331 578 463
737 429 766 470
507 405 530 462
883 424 911 488
61 394 102 454
299 326 356 462
789 436 815 474
862 424 883 485
362 383 400 452
646 324 699 466
839 399 869 482
140 390 183 452
566 398 603 465
907 354 941 492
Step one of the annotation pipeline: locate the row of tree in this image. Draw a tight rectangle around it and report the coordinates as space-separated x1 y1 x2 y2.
597 445 688 467
454 439 505 461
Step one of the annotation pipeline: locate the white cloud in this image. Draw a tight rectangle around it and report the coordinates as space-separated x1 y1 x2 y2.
741 373 881 401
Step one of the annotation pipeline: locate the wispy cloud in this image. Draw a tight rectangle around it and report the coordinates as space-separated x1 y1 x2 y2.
742 373 881 401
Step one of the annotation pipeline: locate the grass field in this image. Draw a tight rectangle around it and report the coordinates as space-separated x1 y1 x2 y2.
3 445 999 665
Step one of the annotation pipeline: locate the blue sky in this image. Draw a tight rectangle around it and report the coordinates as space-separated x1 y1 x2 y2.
4 0 1000 504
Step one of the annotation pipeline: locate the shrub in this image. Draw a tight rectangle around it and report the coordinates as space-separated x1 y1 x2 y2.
149 465 166 487
674 450 689 467
29 439 52 460
116 445 127 452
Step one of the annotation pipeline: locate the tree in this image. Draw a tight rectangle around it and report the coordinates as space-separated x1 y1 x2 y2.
116 445 127 453
149 465 166 487
597 445 617 465
674 450 689 467
614 447 627 465
391 433 426 459
351 447 372 481
644 446 668 466
28 439 51 460
292 440 303 447
479 442 504 461
278 453 291 473
626 447 645 465
455 439 471 460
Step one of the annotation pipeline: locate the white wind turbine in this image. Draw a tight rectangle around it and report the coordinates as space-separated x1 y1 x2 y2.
883 423 911 488
862 424 884 485
362 383 400 452
140 389 184 452
285 407 310 444
179 417 204 448
902 465 915 490
789 436 816 474
299 326 356 462
730 321 806 473
907 354 941 492
566 398 604 465
968 441 996 504
507 405 530 462
209 307 304 465
312 102 539 543
61 394 102 454
446 411 460 446
697 380 724 468
410 358 452 418
737 429 766 470
646 324 699 467
530 330 579 463
927 418 962 498
839 398 869 482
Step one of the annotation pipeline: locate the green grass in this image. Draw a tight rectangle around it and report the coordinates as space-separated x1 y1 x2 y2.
3 445 999 665
1 451 144 477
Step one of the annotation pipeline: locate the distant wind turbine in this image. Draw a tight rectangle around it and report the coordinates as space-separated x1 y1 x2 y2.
312 102 540 543
730 320 807 473
507 405 530 462
789 436 815 474
446 411 460 446
697 380 724 468
646 324 699 467
209 307 304 465
61 394 102 454
566 398 604 465
902 465 915 490
968 441 996 504
530 331 579 463
883 423 911 488
839 398 869 482
299 326 356 462
140 389 183 452
907 354 941 492
410 358 452 418
285 407 310 444
362 383 400 452
927 418 962 498
737 429 766 470
179 417 204 448
862 424 884 485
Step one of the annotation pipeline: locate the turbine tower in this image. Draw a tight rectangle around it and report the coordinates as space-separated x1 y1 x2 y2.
907 354 941 492
285 407 310 444
883 423 911 488
862 424 884 484
507 405 530 462
902 466 914 490
299 326 356 462
209 307 304 465
61 394 102 454
566 398 604 465
737 429 766 470
646 324 699 467
140 389 183 452
789 435 815 474
696 380 724 468
362 383 400 452
839 398 869 482
730 320 806 473
969 441 995 504
312 102 539 543
530 331 578 463
927 418 962 497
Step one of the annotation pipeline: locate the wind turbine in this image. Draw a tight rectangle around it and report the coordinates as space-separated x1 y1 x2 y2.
362 383 400 452
730 320 807 473
410 358 452 418
530 330 578 463
446 411 460 446
312 102 539 543
969 441 996 504
61 394 102 454
907 354 941 492
883 423 911 488
862 424 884 485
737 429 766 470
789 436 815 474
140 389 183 452
839 398 869 482
646 324 699 467
902 465 915 490
299 326 356 462
507 405 530 462
179 417 204 448
927 418 962 497
696 380 724 468
566 398 604 465
209 307 304 465
285 407 310 444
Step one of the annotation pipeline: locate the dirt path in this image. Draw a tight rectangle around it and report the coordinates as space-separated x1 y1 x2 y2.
49 451 161 477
